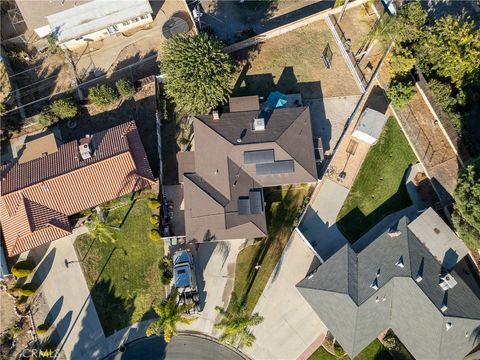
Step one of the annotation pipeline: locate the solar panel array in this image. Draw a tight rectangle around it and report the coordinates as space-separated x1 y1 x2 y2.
237 189 264 215
244 149 275 164
256 160 294 176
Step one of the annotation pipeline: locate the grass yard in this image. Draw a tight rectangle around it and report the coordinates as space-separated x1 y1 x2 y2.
337 116 417 242
308 340 392 360
74 191 164 335
230 185 312 314
232 21 360 99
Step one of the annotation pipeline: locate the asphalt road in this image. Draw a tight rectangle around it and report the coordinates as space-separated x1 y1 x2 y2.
104 334 246 360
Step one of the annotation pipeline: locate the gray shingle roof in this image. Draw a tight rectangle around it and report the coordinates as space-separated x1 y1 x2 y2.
297 213 480 359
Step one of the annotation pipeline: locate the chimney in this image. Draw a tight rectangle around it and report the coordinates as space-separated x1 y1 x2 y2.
79 135 93 160
212 110 220 121
252 118 265 131
388 229 402 238
439 274 457 291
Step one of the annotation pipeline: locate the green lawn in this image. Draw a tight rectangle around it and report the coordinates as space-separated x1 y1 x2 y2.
74 191 164 335
337 116 417 242
308 340 392 360
230 185 311 314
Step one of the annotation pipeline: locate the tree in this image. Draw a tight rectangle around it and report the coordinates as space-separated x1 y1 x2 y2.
115 79 135 100
214 292 264 347
148 229 161 241
389 46 416 75
50 98 78 119
88 84 119 106
38 109 58 126
452 162 480 249
146 289 196 342
19 283 38 296
415 16 480 88
11 260 35 278
87 214 118 243
161 32 234 114
36 324 50 334
387 78 416 107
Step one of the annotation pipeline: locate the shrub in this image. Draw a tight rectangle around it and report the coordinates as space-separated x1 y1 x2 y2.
178 137 190 146
36 324 50 334
161 269 173 285
40 343 56 357
50 98 78 119
19 283 38 297
38 109 58 126
428 79 457 113
115 79 135 100
150 214 160 225
11 260 35 278
387 78 416 107
88 84 119 106
389 46 416 75
46 34 60 54
158 256 172 272
149 229 161 241
148 199 161 209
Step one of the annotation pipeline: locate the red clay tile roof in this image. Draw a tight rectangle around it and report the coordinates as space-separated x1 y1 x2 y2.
0 121 155 256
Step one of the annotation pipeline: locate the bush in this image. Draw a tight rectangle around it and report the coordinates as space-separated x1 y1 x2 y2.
88 84 119 106
46 34 60 54
150 214 160 225
50 98 78 119
40 343 56 357
161 269 173 285
36 324 50 334
38 109 58 126
428 79 457 113
389 46 416 75
19 283 38 297
148 229 161 241
158 256 172 272
11 260 35 278
115 79 135 100
148 199 161 209
387 78 416 107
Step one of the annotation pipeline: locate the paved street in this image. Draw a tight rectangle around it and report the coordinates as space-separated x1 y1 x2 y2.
245 231 327 360
105 334 246 360
299 179 349 261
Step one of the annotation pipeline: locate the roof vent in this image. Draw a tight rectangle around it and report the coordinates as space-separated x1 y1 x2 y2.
252 118 265 131
388 229 401 238
212 110 220 121
79 135 93 160
396 256 404 268
445 322 453 331
441 304 448 312
439 274 457 291
370 278 379 291
415 275 423 282
434 227 440 234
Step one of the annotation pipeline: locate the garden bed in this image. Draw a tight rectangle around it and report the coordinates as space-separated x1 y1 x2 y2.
74 191 165 335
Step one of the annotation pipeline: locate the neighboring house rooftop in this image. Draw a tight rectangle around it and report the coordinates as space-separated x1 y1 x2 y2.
297 209 480 360
18 132 58 164
16 0 89 31
0 121 155 256
47 0 152 43
178 98 317 241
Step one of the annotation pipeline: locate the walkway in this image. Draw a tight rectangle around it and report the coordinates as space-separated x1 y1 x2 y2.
244 231 327 360
299 179 349 261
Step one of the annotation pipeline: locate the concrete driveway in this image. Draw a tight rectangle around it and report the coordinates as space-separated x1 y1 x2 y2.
299 179 349 261
179 239 248 336
244 231 327 360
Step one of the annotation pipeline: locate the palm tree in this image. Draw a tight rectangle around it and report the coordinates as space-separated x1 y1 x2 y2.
214 292 264 348
87 213 118 243
146 289 196 342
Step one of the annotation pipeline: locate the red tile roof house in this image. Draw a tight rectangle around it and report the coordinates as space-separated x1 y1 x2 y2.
0 121 155 257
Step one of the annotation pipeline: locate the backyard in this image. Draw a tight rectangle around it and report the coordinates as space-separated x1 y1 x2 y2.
74 190 164 335
336 116 417 242
230 184 312 314
308 339 391 360
232 20 360 100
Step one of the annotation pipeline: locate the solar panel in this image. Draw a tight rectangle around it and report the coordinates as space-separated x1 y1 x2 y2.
238 197 251 215
256 160 294 175
249 189 264 214
244 149 275 164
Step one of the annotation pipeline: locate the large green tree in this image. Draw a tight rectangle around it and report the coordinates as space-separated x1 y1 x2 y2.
214 292 263 347
453 162 480 250
161 32 234 114
146 289 195 342
416 16 480 88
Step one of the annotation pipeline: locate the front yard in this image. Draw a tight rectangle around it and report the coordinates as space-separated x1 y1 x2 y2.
336 117 417 242
74 190 164 335
308 339 391 360
230 185 312 314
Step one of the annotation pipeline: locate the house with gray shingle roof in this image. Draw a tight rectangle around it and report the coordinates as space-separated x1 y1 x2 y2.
297 209 480 360
177 96 318 242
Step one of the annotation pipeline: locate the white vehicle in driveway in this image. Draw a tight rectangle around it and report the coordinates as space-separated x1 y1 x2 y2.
173 249 200 313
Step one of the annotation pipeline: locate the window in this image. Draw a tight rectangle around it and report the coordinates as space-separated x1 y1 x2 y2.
140 14 149 20
131 17 140 23
122 20 131 26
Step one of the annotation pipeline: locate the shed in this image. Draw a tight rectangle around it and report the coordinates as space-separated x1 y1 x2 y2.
351 108 387 145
